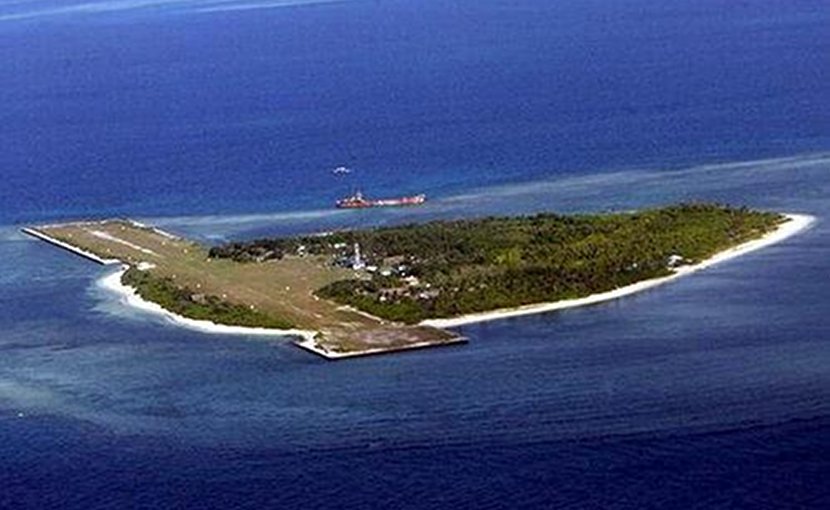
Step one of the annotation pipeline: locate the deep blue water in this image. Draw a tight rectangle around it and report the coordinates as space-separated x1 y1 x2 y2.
1 1 828 508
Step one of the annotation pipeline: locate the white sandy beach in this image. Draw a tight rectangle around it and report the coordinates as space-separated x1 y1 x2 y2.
100 266 466 359
98 267 317 341
420 213 816 328
94 213 815 348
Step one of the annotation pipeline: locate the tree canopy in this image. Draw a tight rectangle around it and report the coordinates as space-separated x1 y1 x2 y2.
210 204 783 324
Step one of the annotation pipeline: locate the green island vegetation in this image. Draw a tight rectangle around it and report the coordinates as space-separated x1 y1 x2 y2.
122 267 295 329
209 203 784 324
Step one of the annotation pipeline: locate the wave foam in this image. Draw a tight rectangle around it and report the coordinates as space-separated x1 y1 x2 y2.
97 266 316 340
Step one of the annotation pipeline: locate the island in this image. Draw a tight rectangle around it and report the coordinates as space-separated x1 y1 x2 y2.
23 204 813 359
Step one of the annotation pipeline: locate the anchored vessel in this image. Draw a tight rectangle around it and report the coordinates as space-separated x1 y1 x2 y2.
336 190 426 209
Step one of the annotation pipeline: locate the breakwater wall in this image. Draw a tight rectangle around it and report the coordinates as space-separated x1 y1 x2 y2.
21 227 121 265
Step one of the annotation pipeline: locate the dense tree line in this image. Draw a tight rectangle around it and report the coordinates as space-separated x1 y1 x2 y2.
211 204 783 324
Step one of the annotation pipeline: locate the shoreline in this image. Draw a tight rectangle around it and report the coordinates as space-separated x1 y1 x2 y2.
88 212 815 357
98 266 318 341
100 267 462 359
420 213 816 328
21 227 121 266
23 219 315 340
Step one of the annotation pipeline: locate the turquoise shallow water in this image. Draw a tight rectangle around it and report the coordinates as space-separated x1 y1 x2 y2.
1 1 828 508
3 154 830 509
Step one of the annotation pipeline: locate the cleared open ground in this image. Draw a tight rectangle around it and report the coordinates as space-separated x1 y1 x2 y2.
30 220 461 357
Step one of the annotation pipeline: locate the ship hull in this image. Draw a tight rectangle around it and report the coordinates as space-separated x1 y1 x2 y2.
336 194 426 209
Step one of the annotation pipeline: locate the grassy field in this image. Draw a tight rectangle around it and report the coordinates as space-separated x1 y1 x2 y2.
212 204 784 324
35 221 457 355
31 205 783 356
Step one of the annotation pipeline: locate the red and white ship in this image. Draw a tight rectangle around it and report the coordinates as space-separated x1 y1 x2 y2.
336 190 426 209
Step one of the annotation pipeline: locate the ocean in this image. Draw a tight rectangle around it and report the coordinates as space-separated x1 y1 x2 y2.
1 1 828 508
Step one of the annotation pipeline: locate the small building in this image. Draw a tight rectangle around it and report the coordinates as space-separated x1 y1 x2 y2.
403 275 420 287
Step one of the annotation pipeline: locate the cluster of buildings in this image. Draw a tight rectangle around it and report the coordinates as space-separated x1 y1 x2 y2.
328 242 440 302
